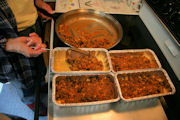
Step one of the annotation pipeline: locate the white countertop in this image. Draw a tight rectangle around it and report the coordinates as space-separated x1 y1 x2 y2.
48 100 167 120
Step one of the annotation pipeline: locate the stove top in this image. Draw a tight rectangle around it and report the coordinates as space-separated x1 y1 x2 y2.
50 12 180 120
145 0 180 45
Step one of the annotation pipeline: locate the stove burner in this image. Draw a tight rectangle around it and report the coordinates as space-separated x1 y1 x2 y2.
170 11 180 25
159 1 174 15
175 0 180 5
146 0 180 45
151 0 161 4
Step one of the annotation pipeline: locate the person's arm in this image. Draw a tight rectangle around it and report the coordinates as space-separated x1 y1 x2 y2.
5 33 47 57
0 8 17 49
0 26 46 57
35 0 54 20
0 4 46 57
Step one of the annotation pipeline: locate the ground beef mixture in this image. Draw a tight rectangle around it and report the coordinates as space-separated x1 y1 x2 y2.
117 70 172 99
110 51 159 72
55 75 118 103
66 51 103 71
58 24 115 48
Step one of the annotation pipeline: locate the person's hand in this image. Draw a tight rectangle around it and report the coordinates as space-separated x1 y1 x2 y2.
5 33 46 57
35 0 54 20
27 32 46 50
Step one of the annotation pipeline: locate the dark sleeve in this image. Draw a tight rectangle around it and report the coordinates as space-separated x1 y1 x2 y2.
0 9 18 49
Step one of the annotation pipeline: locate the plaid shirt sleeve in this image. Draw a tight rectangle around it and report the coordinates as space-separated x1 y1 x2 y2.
0 0 18 48
0 0 43 89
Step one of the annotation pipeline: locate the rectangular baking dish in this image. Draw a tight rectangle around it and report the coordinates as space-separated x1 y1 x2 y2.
52 72 120 106
115 68 176 102
109 49 162 72
51 47 112 74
